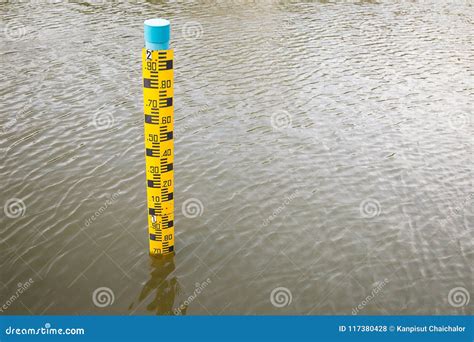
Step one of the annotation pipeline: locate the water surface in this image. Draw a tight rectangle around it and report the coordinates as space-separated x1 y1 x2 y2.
0 0 472 315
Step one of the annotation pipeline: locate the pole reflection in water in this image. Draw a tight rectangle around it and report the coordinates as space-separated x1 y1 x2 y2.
129 254 182 315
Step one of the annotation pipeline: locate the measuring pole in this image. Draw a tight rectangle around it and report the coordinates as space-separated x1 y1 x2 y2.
143 19 174 255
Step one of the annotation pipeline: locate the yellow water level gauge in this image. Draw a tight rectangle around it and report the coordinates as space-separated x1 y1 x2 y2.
143 19 174 255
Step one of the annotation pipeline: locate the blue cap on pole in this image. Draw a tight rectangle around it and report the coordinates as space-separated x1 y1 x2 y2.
144 18 170 50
